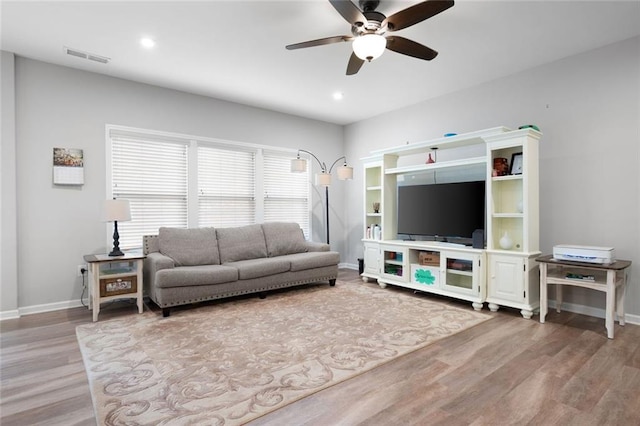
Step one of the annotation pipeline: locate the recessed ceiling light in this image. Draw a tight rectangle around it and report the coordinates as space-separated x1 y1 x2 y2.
140 37 155 49
333 92 344 100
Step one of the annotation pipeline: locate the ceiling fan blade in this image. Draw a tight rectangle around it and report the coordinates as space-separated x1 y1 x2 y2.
386 36 438 61
286 35 352 50
384 0 454 32
329 0 367 26
346 52 365 75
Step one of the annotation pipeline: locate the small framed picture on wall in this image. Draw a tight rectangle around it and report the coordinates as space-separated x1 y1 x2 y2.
510 152 523 175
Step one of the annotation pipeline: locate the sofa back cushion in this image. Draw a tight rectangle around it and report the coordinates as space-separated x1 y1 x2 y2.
158 227 220 266
216 224 267 263
262 222 308 257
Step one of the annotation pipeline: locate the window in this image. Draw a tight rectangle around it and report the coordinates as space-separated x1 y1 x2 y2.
198 145 255 228
108 127 309 249
111 137 188 250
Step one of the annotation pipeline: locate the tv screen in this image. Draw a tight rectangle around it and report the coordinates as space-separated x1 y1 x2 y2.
397 181 485 241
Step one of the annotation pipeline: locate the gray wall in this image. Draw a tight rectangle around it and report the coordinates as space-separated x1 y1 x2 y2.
1 51 18 316
343 36 640 319
4 56 344 314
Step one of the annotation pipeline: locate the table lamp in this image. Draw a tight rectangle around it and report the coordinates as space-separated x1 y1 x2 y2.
105 198 131 256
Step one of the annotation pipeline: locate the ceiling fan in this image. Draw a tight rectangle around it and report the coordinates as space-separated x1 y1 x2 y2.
286 0 454 75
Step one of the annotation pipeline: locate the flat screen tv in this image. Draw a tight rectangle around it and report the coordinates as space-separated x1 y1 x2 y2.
397 181 485 242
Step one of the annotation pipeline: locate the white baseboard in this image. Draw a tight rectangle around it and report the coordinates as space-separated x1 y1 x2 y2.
339 262 358 270
548 300 640 326
0 309 20 320
0 299 88 320
19 299 87 316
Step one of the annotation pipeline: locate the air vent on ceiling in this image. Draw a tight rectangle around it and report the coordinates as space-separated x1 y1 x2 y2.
64 46 110 64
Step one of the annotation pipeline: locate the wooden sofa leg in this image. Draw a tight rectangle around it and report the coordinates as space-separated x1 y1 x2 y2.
162 308 171 318
258 292 267 299
329 279 336 287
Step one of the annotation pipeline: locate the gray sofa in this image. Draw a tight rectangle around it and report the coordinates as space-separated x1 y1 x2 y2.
143 222 339 317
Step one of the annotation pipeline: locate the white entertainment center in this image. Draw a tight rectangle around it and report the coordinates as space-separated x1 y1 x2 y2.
361 126 542 318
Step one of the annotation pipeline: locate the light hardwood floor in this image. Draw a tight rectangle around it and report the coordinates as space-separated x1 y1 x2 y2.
2 269 639 425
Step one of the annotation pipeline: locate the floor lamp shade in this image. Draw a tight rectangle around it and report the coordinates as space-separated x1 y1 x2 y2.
291 158 307 172
337 165 353 180
105 199 131 256
315 172 332 186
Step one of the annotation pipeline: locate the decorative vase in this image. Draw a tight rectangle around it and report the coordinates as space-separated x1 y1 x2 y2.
517 199 523 213
499 231 513 250
426 153 435 164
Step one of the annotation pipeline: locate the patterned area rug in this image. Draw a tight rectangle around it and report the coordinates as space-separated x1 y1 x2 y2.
77 281 490 425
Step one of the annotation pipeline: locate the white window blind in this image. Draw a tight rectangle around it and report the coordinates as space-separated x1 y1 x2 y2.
111 137 188 249
198 145 255 228
263 151 310 239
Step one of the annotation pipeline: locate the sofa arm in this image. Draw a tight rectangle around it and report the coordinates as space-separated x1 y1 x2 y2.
143 252 175 289
304 241 330 252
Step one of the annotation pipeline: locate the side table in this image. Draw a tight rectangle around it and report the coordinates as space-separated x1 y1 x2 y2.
537 254 631 339
83 253 145 322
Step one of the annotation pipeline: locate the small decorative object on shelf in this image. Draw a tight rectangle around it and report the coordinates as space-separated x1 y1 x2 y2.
373 224 381 240
373 202 380 213
499 231 514 250
518 124 540 131
510 152 523 175
493 157 509 176
517 199 523 213
426 153 435 164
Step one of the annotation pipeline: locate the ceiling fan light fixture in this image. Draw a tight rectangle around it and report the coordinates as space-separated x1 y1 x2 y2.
352 34 386 61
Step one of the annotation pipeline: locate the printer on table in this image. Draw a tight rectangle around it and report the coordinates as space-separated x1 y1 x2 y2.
553 245 615 264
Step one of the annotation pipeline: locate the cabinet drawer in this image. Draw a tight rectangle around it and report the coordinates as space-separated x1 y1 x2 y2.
100 276 137 297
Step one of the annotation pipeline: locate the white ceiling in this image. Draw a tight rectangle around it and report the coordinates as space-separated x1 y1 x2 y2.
2 1 639 125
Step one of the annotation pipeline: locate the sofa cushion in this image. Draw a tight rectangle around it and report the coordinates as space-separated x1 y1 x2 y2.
261 222 308 257
155 264 238 288
216 224 267 263
158 227 220 266
283 251 341 272
227 257 291 280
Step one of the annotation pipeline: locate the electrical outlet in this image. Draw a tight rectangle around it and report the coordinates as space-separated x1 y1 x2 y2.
77 265 87 277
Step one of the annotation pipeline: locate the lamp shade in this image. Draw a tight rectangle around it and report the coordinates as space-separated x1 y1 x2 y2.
352 34 386 61
291 158 307 173
105 199 131 222
315 172 332 186
337 165 354 180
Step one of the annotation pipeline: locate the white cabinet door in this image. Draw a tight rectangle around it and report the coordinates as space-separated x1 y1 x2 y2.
363 242 380 276
441 251 482 298
380 245 409 283
488 254 525 303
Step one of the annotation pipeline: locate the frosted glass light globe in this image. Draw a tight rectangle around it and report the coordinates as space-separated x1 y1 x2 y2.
353 34 386 61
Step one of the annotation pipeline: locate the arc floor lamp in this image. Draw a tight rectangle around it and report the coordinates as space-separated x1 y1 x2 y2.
291 150 353 244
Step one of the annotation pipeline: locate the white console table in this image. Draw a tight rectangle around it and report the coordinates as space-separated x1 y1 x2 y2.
537 254 631 339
